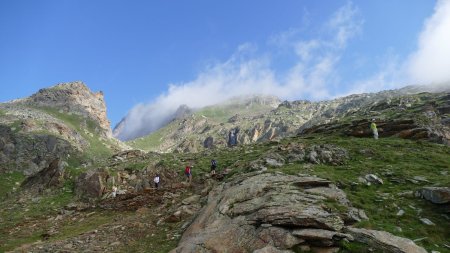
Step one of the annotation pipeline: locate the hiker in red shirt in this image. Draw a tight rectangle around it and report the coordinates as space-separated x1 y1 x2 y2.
185 165 192 183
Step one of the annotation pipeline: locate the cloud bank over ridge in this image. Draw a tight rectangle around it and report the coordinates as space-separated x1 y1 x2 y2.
116 1 450 141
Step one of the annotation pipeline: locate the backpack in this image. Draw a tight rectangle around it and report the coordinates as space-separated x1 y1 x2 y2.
212 160 217 166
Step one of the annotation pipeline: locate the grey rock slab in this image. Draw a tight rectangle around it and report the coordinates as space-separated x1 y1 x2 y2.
365 174 383 184
419 218 435 225
292 228 353 241
417 187 450 204
171 173 353 252
345 227 427 253
253 246 294 253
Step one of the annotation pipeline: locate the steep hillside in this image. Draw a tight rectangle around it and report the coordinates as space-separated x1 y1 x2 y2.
128 95 281 152
1 133 448 252
0 81 126 175
0 84 449 252
128 85 450 153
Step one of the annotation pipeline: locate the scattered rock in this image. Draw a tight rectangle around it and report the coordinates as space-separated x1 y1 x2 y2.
365 174 383 185
419 218 435 226
412 176 430 183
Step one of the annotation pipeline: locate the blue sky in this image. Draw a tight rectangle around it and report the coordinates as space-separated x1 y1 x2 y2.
1 0 449 135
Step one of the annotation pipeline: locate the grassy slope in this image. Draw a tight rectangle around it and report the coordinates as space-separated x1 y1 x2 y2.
1 134 449 252
152 135 450 252
35 106 114 159
0 106 118 251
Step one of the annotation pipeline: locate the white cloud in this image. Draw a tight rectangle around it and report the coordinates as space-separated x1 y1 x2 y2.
327 1 363 48
116 2 363 140
407 0 450 84
346 0 450 95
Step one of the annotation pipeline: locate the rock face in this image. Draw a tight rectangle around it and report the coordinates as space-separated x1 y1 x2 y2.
417 187 450 204
21 159 66 190
0 81 127 174
345 227 427 253
127 86 450 152
0 124 73 175
228 127 239 147
302 118 449 145
26 81 112 137
75 169 108 199
171 173 362 252
203 136 214 149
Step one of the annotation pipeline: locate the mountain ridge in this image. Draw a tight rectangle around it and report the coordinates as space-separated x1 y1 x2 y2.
127 84 450 152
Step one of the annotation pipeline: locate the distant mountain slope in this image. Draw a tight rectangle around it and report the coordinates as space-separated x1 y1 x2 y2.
0 81 126 175
127 84 450 153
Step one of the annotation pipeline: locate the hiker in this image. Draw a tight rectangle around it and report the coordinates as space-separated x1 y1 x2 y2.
185 165 192 183
154 174 160 189
210 159 217 176
370 119 378 140
112 186 118 198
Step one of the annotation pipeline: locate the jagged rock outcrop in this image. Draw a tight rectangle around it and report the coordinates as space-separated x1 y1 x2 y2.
171 172 426 252
21 159 66 190
75 169 109 199
171 173 363 252
25 81 112 138
0 124 73 175
0 81 128 174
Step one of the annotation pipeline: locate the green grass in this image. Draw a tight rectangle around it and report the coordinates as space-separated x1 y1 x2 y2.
129 126 171 150
1 130 449 252
278 136 449 251
117 223 179 253
0 108 5 117
197 102 272 123
52 211 117 241
34 106 113 159
0 171 25 199
0 188 75 251
150 134 449 251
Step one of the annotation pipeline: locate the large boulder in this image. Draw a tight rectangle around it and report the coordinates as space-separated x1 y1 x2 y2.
345 227 427 253
21 158 65 190
417 187 450 204
203 136 214 149
75 169 108 198
170 173 359 252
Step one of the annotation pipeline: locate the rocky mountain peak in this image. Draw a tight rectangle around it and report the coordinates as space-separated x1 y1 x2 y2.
222 94 281 108
25 81 112 137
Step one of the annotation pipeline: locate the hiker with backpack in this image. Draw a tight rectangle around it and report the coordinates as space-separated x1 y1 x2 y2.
185 165 192 183
154 174 160 189
210 159 217 176
370 119 378 140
